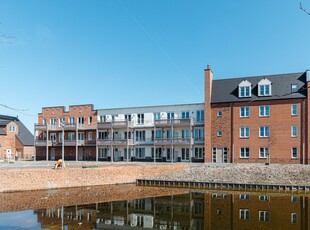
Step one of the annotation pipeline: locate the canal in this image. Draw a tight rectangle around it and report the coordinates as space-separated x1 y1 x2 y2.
0 184 308 229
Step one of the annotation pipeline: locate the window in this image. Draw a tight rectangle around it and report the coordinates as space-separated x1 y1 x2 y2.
50 118 57 126
137 114 144 124
240 127 250 138
88 116 92 124
78 132 84 140
291 125 298 137
239 209 250 220
125 114 132 121
240 106 250 117
292 147 298 158
196 110 204 122
135 148 145 158
59 118 65 127
181 148 190 161
291 213 298 224
240 194 250 200
88 132 92 141
240 147 250 158
135 131 145 141
59 133 63 143
259 211 269 222
292 104 298 116
78 117 84 124
167 112 174 120
291 196 298 203
98 148 108 158
259 195 269 201
100 115 107 122
69 117 75 124
194 147 204 159
259 106 270 117
238 80 252 98
291 84 298 93
182 111 190 119
259 147 269 158
9 126 16 132
68 132 75 141
156 130 163 138
258 78 272 96
259 126 270 137
217 111 222 117
182 130 190 138
151 147 162 158
217 130 222 137
98 131 108 139
50 133 56 142
194 128 204 140
153 113 160 120
43 118 46 125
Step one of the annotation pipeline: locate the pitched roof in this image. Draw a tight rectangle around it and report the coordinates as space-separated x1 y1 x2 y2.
0 128 6 135
0 115 34 146
211 72 307 103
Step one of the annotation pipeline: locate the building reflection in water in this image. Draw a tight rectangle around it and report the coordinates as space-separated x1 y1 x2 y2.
35 191 309 229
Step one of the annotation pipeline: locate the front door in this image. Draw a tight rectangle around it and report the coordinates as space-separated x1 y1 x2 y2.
78 148 84 160
216 148 223 163
51 148 55 161
181 148 189 161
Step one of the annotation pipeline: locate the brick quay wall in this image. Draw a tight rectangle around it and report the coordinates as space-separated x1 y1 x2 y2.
0 184 189 213
0 163 188 193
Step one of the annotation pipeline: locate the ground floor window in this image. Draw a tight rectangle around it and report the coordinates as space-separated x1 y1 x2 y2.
240 147 250 158
166 148 175 161
259 147 269 158
292 147 298 159
239 208 250 220
182 148 190 161
194 147 204 159
291 213 298 224
135 148 145 159
98 148 108 158
259 210 270 222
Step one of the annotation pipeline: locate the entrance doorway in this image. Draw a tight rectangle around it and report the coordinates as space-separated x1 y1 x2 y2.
212 147 228 163
78 148 84 160
51 148 55 161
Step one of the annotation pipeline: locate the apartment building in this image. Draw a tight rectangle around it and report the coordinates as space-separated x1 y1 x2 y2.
0 115 34 160
34 105 97 161
204 65 308 164
97 104 204 162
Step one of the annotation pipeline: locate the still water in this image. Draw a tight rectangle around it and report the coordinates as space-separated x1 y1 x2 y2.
0 184 308 229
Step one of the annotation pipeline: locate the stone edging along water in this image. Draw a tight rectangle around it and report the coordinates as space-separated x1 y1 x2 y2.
140 163 310 191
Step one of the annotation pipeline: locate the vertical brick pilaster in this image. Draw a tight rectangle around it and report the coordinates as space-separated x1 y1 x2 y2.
204 65 213 162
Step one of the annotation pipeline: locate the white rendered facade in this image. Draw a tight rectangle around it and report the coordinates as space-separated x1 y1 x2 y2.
96 103 205 162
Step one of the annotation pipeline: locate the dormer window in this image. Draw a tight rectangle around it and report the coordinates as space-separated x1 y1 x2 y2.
238 80 252 98
258 78 272 96
291 84 298 93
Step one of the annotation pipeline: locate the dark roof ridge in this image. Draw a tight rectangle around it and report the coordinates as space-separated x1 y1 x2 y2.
214 71 305 82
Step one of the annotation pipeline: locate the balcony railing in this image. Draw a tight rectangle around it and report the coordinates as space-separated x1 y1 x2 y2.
64 139 76 146
97 120 133 129
155 137 194 145
34 124 47 131
154 118 194 127
77 123 97 130
97 138 134 146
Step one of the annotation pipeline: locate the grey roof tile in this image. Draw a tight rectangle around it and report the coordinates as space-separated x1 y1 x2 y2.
211 72 307 103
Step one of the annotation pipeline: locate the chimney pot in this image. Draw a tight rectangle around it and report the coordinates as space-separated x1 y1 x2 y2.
207 64 211 70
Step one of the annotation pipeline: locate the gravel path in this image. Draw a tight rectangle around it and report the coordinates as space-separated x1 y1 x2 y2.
145 163 310 186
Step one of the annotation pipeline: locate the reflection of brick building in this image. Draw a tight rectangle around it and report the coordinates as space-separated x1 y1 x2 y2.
34 105 97 161
0 115 34 160
33 191 310 229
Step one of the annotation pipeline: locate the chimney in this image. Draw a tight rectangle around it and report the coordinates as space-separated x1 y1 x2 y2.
204 64 213 103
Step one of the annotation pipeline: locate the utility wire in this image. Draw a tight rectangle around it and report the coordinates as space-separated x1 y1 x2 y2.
117 0 201 96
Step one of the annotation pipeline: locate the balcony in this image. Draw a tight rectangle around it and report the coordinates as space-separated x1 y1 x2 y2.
35 124 47 131
194 138 204 144
77 140 96 146
97 120 133 129
155 137 194 145
97 138 134 146
63 123 77 130
35 140 49 146
64 139 76 146
154 118 194 127
77 123 97 130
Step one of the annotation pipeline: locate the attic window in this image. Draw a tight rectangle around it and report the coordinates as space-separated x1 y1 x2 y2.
258 78 272 96
238 80 252 98
9 126 16 132
291 84 298 93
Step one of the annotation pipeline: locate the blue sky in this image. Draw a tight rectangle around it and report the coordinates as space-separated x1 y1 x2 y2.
0 0 309 132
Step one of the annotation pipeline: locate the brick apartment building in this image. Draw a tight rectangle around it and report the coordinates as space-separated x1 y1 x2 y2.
34 66 309 164
34 105 97 161
0 115 34 160
204 65 308 164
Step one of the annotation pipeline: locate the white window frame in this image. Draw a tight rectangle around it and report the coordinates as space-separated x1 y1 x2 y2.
78 132 84 140
259 126 270 137
88 116 92 124
217 130 222 137
291 213 298 224
88 132 92 141
239 208 250 220
135 148 145 159
240 194 250 200
240 147 250 158
259 85 271 96
217 111 223 117
196 110 204 122
181 111 190 119
292 147 298 158
240 127 250 138
194 147 204 159
291 104 298 116
50 118 57 126
194 128 204 140
137 114 144 124
153 112 160 120
291 84 298 93
59 118 65 127
9 126 16 132
259 210 269 222
291 125 298 137
69 117 75 124
259 147 269 158
259 195 269 201
240 106 250 118
259 105 270 117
